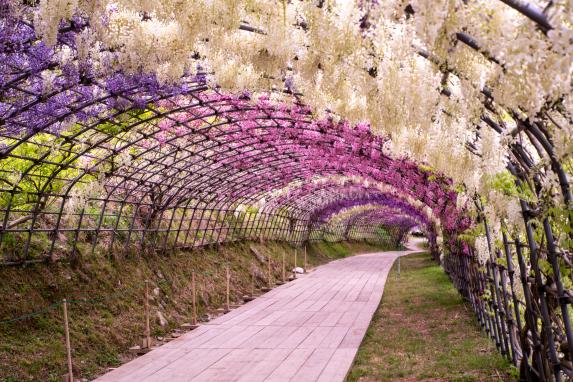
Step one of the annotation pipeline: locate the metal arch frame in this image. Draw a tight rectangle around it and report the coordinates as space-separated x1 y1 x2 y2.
4 59 451 258
313 205 426 244
343 211 418 243
1 86 461 261
260 177 440 216
257 180 437 244
318 202 430 241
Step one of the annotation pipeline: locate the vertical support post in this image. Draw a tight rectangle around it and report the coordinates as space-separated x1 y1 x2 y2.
397 257 401 278
495 247 516 364
192 272 197 326
144 280 151 349
267 255 272 288
502 233 526 369
282 251 286 283
542 218 573 365
515 238 546 381
521 208 561 380
304 245 307 273
63 299 73 382
482 218 505 355
294 249 297 279
226 266 230 312
251 270 255 296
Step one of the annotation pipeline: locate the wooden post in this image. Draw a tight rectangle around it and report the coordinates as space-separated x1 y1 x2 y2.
144 280 151 348
294 249 297 279
397 257 401 278
192 272 197 325
226 266 230 312
267 255 272 288
282 252 286 283
62 299 73 382
251 270 255 296
304 245 307 273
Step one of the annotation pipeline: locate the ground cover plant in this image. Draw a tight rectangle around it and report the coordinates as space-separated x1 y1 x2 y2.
348 252 517 382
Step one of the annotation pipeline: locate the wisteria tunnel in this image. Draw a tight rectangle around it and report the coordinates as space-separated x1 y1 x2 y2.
0 0 572 381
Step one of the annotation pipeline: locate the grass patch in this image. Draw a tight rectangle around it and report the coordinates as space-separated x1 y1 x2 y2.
347 252 518 382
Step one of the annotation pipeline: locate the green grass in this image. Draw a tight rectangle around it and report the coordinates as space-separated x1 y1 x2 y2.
347 252 518 382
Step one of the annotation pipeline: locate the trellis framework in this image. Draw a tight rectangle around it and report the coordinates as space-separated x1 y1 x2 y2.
0 86 453 260
0 1 572 381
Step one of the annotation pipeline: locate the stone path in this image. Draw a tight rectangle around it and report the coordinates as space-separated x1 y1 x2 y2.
94 243 423 382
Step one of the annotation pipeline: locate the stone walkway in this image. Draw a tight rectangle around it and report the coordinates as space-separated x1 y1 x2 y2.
95 244 422 382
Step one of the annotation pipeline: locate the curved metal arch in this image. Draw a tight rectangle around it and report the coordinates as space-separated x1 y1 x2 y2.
87 100 450 207
262 179 438 227
1 11 467 263
1 6 571 380
324 205 424 242
315 197 430 226
260 182 434 244
3 91 446 219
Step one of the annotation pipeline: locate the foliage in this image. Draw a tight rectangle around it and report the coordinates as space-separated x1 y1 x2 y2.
0 134 84 211
487 171 536 203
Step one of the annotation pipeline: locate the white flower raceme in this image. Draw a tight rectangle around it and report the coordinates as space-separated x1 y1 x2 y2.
35 0 79 46
475 235 490 264
505 200 524 233
64 175 107 221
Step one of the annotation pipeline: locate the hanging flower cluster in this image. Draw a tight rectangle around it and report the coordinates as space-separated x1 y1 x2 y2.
12 0 569 176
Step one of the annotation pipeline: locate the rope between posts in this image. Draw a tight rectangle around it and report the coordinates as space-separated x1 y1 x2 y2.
0 271 214 325
0 302 62 324
0 293 134 324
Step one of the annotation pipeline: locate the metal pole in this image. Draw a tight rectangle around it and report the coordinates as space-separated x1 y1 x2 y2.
63 299 73 382
294 249 297 279
304 245 307 273
267 255 272 288
497 0 552 31
520 203 562 380
251 270 255 296
515 238 546 381
542 218 573 365
502 233 527 370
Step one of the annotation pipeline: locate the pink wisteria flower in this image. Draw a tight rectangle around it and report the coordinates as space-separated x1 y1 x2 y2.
158 119 174 131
